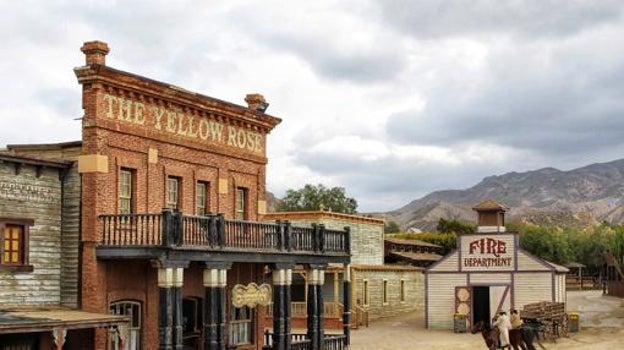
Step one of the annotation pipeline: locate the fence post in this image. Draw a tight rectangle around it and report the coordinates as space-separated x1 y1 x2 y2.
217 213 226 248
343 226 351 254
162 208 173 247
208 215 218 248
276 220 284 251
312 223 319 253
318 224 326 253
285 221 292 252
173 209 183 246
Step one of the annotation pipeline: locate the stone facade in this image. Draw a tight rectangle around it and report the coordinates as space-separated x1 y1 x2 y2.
352 265 424 320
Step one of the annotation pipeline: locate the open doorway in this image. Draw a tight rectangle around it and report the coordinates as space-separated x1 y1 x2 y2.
472 286 490 325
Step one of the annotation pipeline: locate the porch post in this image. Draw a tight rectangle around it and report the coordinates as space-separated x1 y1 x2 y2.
154 260 188 350
307 264 326 350
172 267 184 350
343 264 351 348
203 263 231 350
272 264 293 350
157 268 174 350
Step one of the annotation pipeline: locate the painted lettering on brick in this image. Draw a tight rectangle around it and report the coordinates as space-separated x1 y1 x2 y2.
102 93 263 154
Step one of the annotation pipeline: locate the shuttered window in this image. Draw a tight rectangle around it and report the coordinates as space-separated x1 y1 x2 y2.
1 224 26 266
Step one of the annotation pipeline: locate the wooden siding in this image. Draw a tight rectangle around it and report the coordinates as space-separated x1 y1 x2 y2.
469 273 511 284
427 251 458 272
426 273 467 329
0 164 63 307
517 250 552 271
61 166 80 307
513 273 553 309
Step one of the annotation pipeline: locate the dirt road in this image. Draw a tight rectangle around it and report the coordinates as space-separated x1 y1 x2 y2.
349 290 624 349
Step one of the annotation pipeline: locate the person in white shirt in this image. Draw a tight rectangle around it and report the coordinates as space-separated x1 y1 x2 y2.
493 311 512 348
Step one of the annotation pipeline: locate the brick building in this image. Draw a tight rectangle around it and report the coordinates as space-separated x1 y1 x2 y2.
4 41 351 350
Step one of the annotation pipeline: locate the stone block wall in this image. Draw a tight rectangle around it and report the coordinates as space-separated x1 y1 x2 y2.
352 265 424 320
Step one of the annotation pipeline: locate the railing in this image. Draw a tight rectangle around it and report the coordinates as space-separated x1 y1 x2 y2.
262 331 345 350
266 302 343 319
99 210 350 256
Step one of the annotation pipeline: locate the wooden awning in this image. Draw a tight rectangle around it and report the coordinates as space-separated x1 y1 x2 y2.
0 307 129 334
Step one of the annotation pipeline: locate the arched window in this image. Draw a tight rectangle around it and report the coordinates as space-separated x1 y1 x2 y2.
109 300 142 350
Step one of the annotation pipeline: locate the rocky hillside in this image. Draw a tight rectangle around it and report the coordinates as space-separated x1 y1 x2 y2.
385 158 624 230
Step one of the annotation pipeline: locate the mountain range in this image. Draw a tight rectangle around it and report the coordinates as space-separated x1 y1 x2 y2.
383 158 624 231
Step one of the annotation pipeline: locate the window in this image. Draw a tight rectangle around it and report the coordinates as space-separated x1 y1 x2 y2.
400 279 406 303
0 220 32 269
362 279 369 306
235 188 247 220
119 168 134 214
382 279 389 305
196 182 209 215
110 301 141 350
167 176 181 210
230 305 253 345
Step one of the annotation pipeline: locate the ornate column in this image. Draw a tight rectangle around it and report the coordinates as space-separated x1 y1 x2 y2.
155 261 187 350
342 264 351 347
272 264 293 350
203 263 230 350
307 264 326 350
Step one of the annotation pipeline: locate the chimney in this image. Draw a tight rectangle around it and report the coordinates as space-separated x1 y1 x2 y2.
81 41 110 66
245 93 269 113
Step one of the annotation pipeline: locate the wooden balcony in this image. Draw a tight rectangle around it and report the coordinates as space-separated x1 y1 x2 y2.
96 209 351 264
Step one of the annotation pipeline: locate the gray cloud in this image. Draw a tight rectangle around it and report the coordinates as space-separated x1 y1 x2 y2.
386 24 624 158
376 0 624 39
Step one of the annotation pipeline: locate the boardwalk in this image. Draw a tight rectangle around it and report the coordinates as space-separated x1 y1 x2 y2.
350 290 624 349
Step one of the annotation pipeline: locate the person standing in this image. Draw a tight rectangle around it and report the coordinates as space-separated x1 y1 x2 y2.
494 311 512 348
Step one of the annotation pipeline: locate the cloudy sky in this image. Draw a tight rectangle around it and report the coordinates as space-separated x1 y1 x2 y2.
1 1 624 212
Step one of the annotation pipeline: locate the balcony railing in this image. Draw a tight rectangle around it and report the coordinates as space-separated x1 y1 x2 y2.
262 331 346 350
98 209 350 256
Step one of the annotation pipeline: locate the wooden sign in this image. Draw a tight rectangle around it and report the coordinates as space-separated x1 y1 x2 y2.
232 283 272 308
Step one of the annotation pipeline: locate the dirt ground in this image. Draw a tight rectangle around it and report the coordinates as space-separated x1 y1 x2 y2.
349 290 624 349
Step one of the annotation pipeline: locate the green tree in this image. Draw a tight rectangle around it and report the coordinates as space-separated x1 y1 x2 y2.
276 184 358 214
384 220 401 234
436 218 475 235
394 232 457 255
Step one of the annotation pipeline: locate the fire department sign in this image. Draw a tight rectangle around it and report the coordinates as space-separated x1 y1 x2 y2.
460 234 515 271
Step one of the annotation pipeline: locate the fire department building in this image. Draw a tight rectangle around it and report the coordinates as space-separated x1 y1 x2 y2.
1 41 351 350
425 200 568 329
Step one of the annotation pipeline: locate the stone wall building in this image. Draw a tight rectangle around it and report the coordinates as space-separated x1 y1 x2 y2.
264 212 424 323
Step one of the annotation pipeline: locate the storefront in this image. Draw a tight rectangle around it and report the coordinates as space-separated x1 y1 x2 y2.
425 200 567 329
